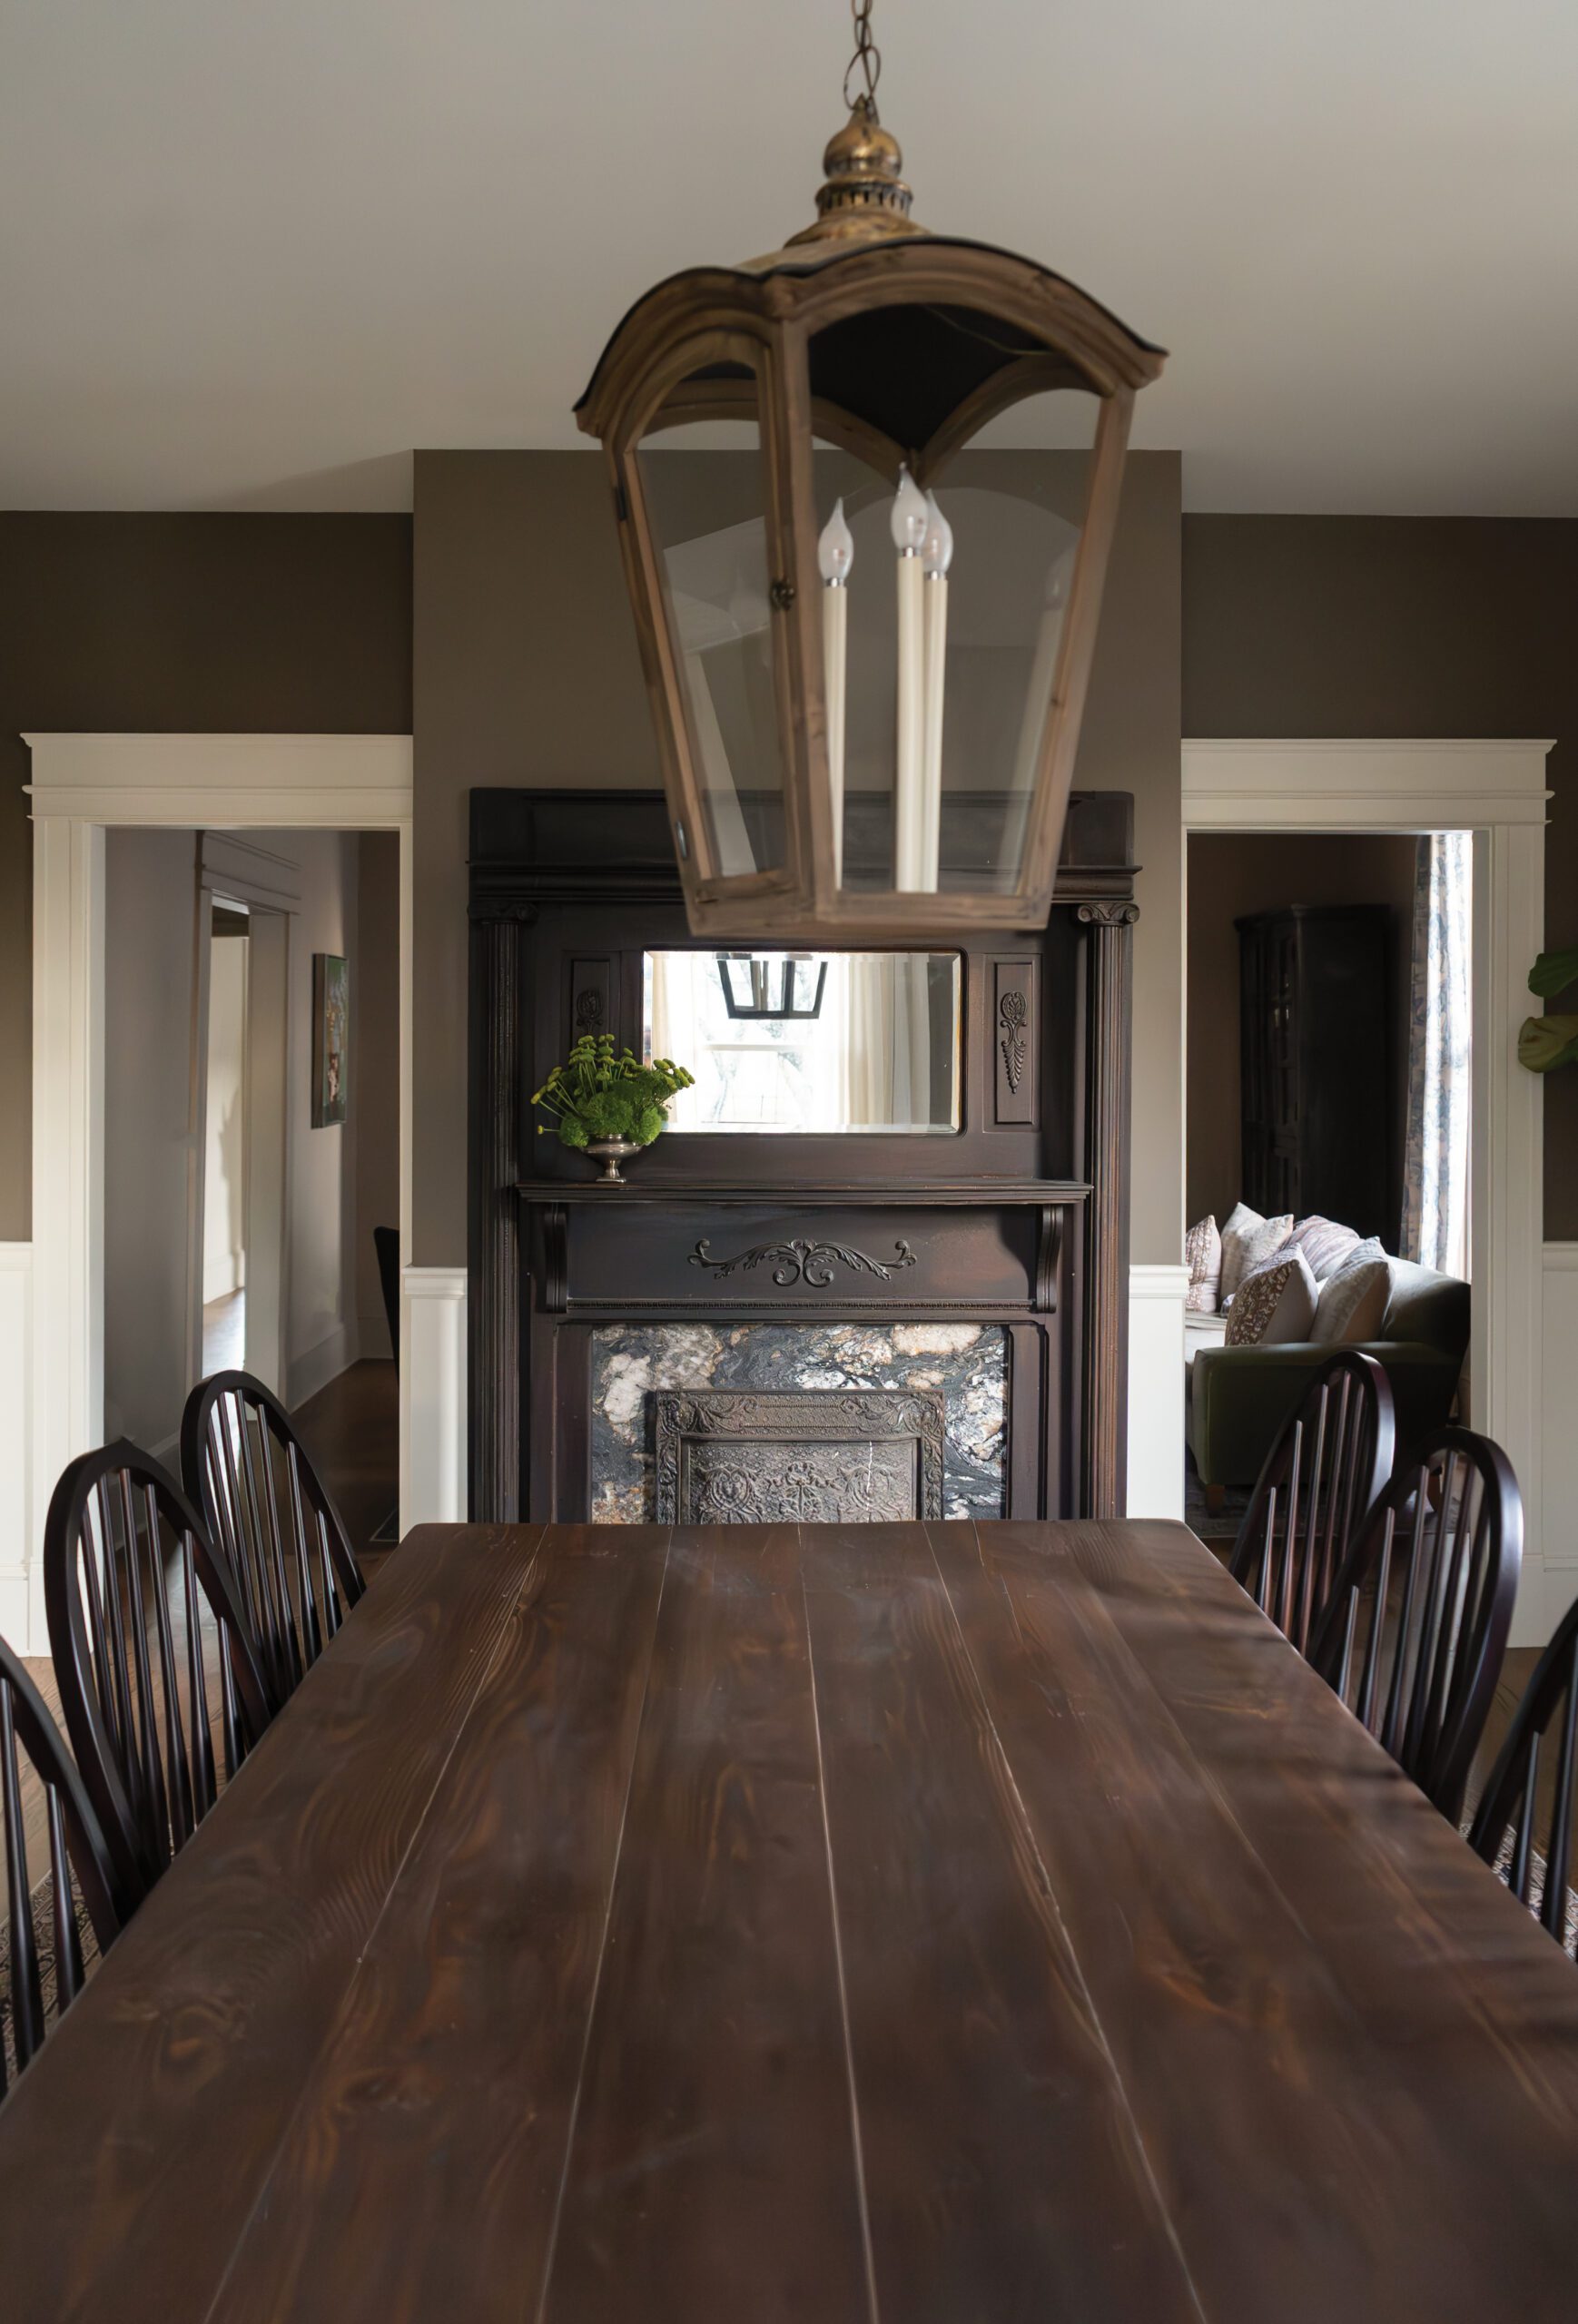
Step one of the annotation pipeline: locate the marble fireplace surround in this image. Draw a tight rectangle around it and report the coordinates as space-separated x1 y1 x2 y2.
590 1321 1009 1525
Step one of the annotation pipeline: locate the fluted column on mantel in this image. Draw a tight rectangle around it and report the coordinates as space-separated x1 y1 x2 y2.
468 915 523 1522
1078 901 1138 1519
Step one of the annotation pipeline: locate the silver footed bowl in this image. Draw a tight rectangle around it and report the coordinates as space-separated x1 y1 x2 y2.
586 1137 641 1186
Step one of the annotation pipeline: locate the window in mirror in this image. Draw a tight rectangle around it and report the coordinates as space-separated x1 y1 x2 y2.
643 951 961 1134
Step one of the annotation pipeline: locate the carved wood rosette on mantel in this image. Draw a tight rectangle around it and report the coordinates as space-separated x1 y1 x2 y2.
468 790 1137 1527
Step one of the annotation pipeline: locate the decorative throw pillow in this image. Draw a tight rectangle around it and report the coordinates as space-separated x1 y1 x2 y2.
1184 1215 1222 1313
1310 1256 1391 1346
1286 1215 1363 1284
1219 1203 1294 1302
1223 1248 1319 1347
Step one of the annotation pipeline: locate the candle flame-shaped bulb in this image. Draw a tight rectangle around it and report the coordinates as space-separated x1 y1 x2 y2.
921 492 953 578
890 465 928 555
818 497 854 585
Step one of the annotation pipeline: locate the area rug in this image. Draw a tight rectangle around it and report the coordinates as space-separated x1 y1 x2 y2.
0 1867 100 2084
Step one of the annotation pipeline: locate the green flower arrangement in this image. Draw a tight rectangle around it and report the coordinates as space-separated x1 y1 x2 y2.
531 1033 695 1151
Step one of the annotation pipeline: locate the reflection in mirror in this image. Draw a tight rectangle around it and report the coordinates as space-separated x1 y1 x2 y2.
644 951 961 1134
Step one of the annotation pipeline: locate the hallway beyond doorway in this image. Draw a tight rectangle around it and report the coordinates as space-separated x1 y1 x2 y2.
202 1289 245 1375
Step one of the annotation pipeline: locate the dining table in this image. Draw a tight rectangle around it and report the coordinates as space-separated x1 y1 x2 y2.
5 1514 1578 2321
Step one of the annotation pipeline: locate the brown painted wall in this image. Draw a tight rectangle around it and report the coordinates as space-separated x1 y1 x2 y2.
0 513 412 1240
1187 832 1418 1236
411 450 1182 1265
1182 516 1578 1237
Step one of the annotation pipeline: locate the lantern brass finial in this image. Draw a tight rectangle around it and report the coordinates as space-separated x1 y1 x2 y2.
789 95 921 245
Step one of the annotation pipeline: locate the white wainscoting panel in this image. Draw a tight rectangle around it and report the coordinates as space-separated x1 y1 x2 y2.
1543 1245 1578 1602
1128 1264 1190 1521
0 1246 33 1651
403 1267 467 1530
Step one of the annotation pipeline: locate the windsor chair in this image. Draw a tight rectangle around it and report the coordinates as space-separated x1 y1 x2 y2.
44 1442 275 1909
1310 1427 1521 1822
0 1635 120 2089
1468 1587 1578 1955
1228 1349 1394 1657
182 1369 366 1709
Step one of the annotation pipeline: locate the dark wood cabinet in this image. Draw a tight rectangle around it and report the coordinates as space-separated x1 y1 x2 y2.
1237 905 1392 1240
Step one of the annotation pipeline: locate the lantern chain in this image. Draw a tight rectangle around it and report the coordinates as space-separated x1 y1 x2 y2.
843 0 882 117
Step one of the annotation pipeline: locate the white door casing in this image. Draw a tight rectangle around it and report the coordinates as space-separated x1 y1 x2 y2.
13 734 441 1657
1182 739 1552 1646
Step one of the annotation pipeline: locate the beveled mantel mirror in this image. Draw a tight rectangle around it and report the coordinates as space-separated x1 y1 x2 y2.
644 949 961 1134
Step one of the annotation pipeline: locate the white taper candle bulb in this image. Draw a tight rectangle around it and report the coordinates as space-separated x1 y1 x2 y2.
818 497 854 585
893 468 927 888
918 494 950 891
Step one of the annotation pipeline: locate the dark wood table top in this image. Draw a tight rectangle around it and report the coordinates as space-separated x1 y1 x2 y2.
5 1518 1578 2322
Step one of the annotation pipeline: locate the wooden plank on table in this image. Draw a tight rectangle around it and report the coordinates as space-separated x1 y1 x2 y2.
933 1517 1578 2324
0 1523 543 2324
202 1525 673 2324
798 1521 1204 2324
544 1526 873 2324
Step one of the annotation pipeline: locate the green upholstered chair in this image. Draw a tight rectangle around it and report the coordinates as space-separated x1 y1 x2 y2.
1189 1259 1469 1493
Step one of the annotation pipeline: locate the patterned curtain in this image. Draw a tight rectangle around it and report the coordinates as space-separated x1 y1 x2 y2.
1400 832 1472 1277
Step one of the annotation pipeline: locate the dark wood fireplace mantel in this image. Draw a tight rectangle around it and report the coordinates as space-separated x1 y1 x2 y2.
469 790 1137 1529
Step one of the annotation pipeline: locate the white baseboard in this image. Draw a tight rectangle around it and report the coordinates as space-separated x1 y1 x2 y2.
1542 1245 1578 1610
287 1318 361 1412
1128 1263 1189 1521
0 1246 34 1652
403 1267 467 1529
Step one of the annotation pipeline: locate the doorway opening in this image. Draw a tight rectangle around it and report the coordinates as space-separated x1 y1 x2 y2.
1183 829 1474 1548
99 826 400 1558
202 901 250 1374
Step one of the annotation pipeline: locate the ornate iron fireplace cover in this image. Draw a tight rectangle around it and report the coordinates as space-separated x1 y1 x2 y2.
653 1388 944 1525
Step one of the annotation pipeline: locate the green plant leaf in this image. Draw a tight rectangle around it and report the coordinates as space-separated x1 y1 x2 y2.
1518 1013 1578 1073
1529 946 1578 999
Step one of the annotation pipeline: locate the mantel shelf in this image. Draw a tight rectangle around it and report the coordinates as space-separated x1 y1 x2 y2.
513 1178 1091 1207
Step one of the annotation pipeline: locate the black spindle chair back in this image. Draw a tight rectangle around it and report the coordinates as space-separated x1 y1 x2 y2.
181 1371 366 1709
1310 1426 1522 1822
44 1443 275 1910
1229 1350 1395 1656
0 1637 120 2092
1468 1588 1578 1955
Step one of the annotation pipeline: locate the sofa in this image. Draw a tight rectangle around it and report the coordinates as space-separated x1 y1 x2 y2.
1189 1257 1470 1492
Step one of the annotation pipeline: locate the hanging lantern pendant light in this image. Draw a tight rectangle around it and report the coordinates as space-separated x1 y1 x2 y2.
575 1 1165 939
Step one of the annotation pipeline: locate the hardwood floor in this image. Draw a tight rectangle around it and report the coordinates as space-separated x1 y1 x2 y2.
289 1357 399 1581
201 1289 245 1374
1465 1644 1542 1828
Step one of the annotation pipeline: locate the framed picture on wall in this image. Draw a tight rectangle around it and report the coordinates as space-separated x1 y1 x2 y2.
312 952 350 1128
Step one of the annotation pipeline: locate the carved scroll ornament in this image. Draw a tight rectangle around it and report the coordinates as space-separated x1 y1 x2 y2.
688 1236 917 1288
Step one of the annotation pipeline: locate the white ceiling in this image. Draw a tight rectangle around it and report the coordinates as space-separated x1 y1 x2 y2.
3 0 1576 515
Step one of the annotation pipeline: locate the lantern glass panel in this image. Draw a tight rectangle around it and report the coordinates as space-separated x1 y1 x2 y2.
637 378 785 883
809 314 1100 899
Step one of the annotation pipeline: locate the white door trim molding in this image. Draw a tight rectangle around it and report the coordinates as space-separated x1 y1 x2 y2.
1181 738 1553 829
20 733 415 1657
1541 1244 1578 1600
403 1267 468 1527
0 1246 35 1651
1128 1264 1190 1521
1183 737 1552 1647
